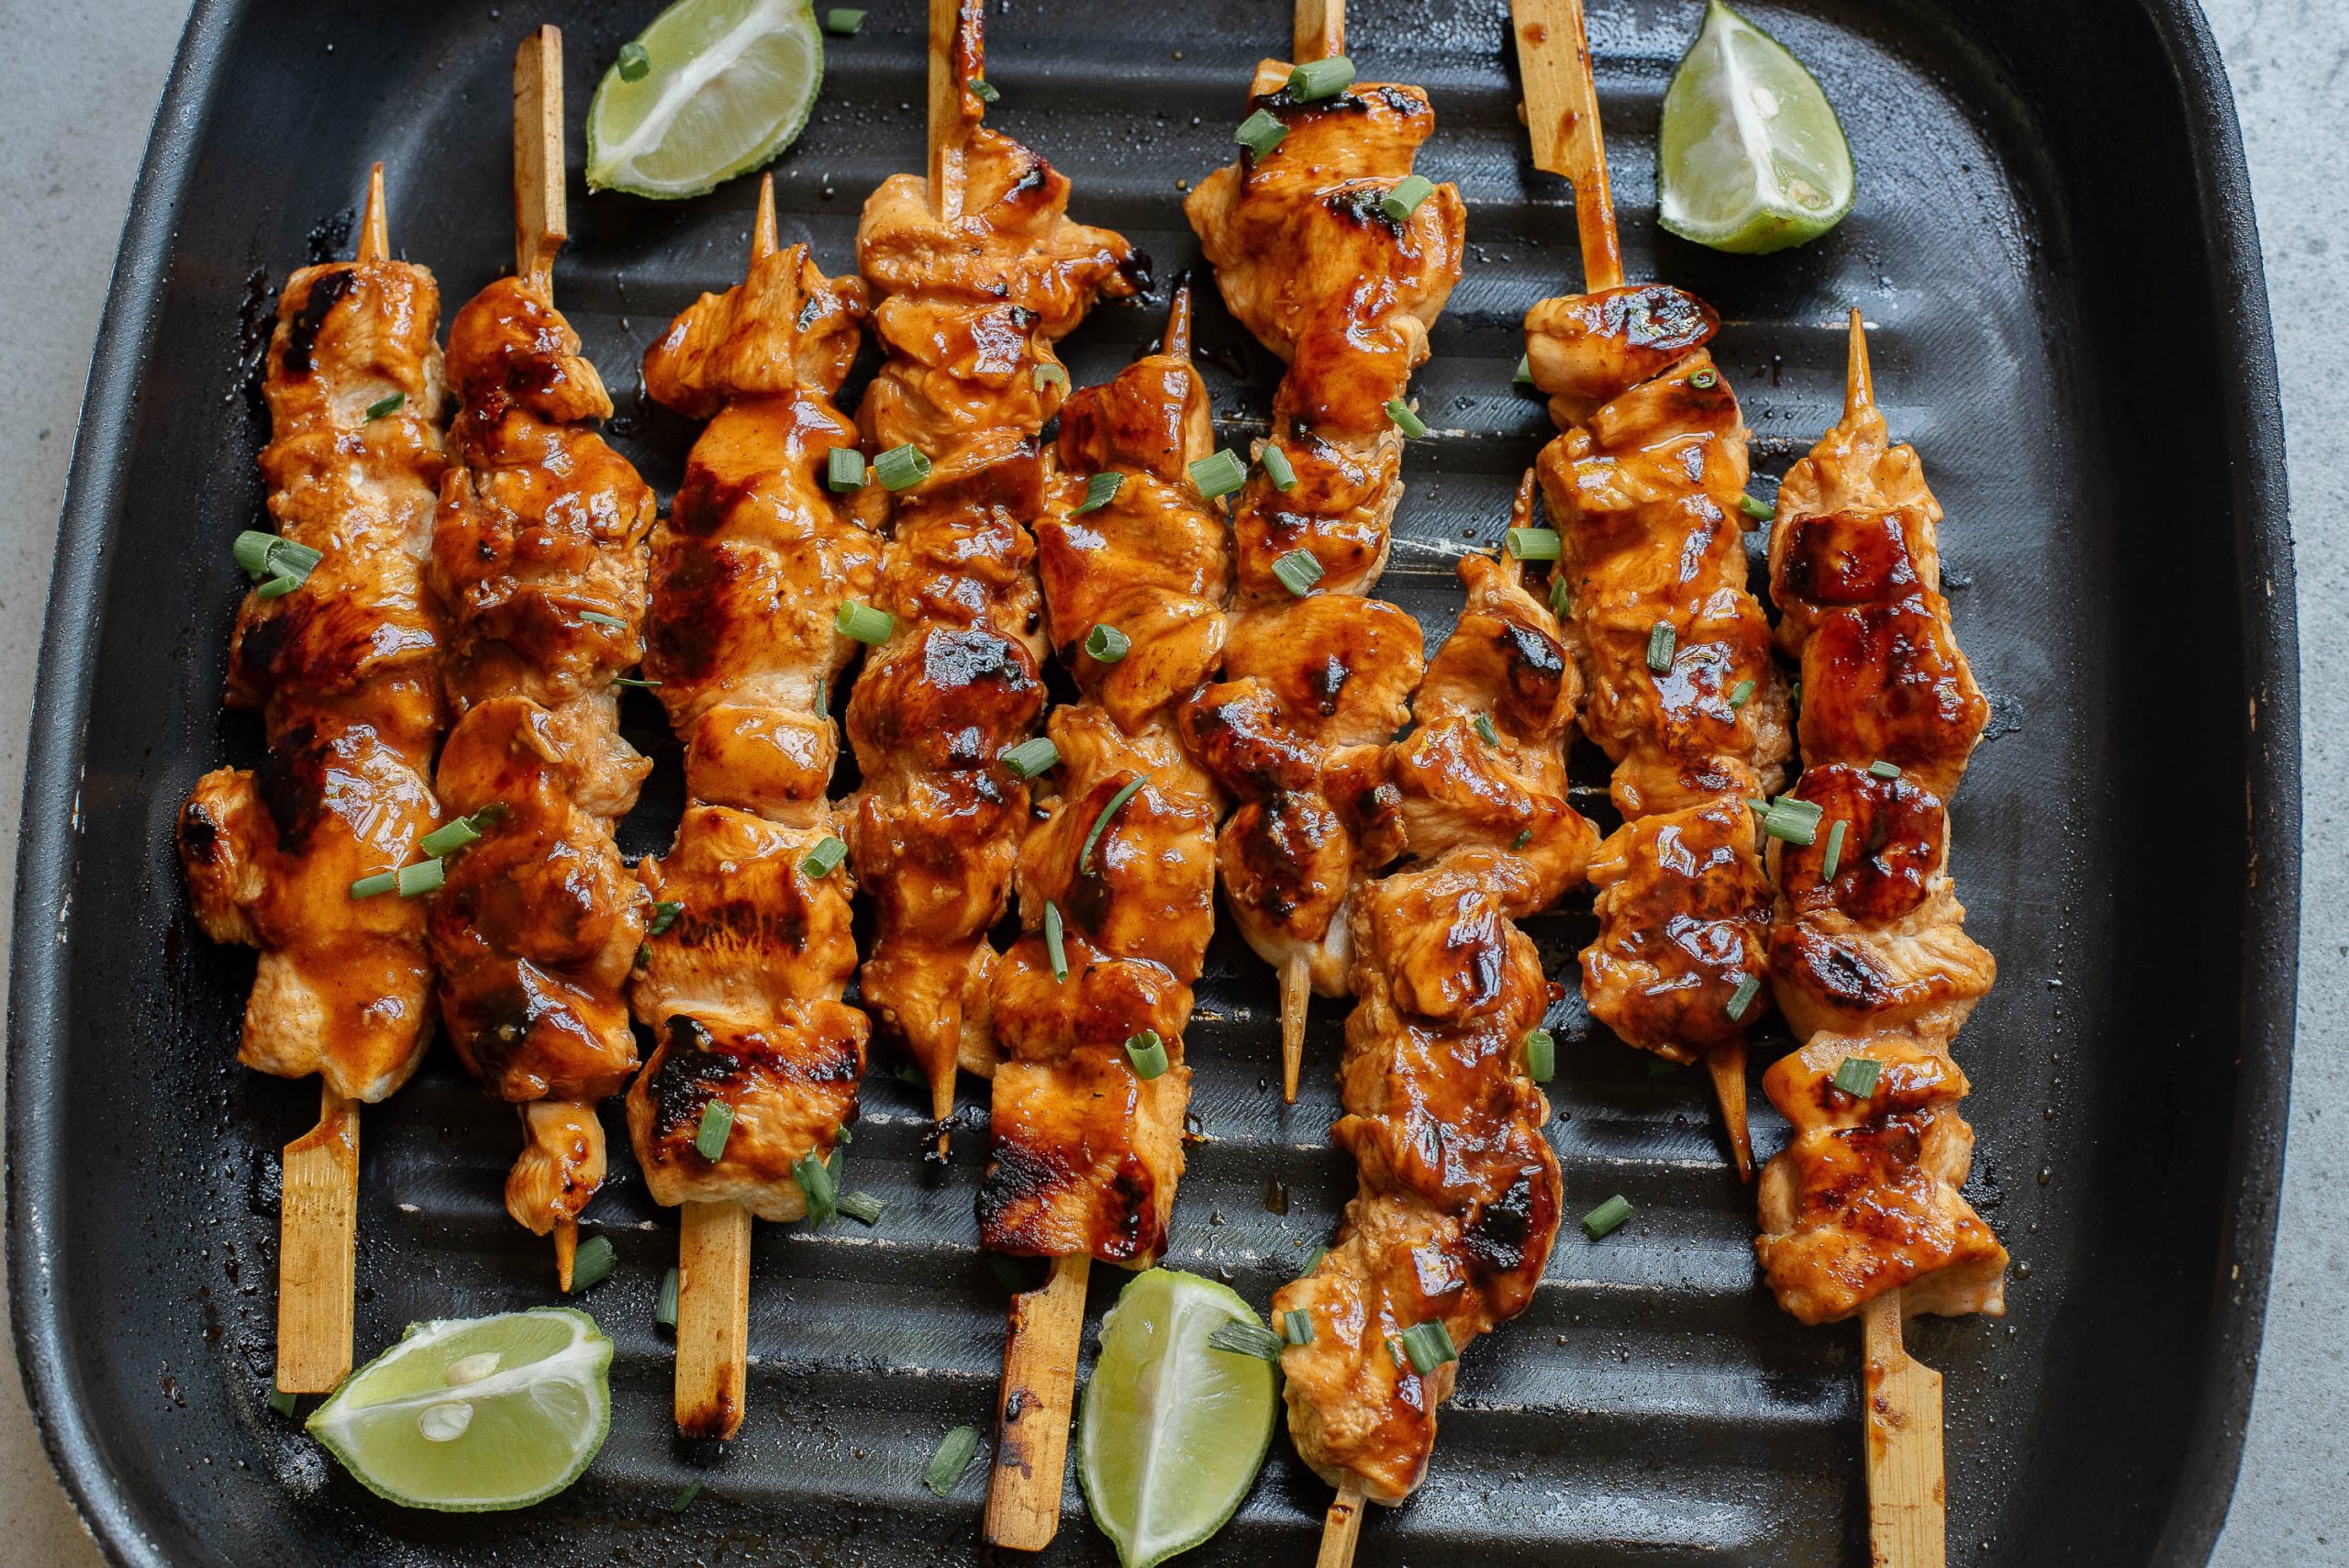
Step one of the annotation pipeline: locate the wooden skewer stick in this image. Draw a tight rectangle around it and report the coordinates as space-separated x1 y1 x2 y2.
985 1252 1090 1549
1709 1039 1753 1179
1295 0 1345 61
1280 954 1310 1104
275 161 397 1396
928 0 983 223
1513 0 1623 292
1317 1477 1367 1568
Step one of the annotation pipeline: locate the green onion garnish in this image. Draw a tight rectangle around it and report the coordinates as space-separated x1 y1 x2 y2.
1304 1245 1329 1274
1398 1319 1458 1374
1236 107 1288 158
1207 1318 1284 1360
695 1100 735 1162
568 1234 617 1291
1512 828 1533 851
1044 901 1068 982
363 391 406 420
1729 678 1755 709
635 941 651 971
655 1267 680 1329
969 77 999 104
1473 713 1499 747
1751 793 1824 845
234 529 323 597
1379 174 1435 222
827 447 866 492
874 443 930 490
1385 398 1428 438
1081 777 1145 873
672 1477 704 1512
616 41 651 81
1514 354 1535 388
1033 361 1067 392
794 1149 839 1227
836 600 895 644
823 7 865 36
232 529 281 577
837 1189 885 1225
1832 1055 1882 1098
1074 471 1123 515
349 870 397 899
396 859 443 897
1000 736 1059 779
268 1387 297 1418
649 900 683 936
801 835 849 878
578 609 628 630
612 674 662 689
1085 622 1130 663
1283 1308 1315 1345
1273 549 1322 596
1260 442 1298 491
1287 55 1355 99
1523 1028 1555 1083
1870 760 1902 780
1690 369 1719 389
1125 1029 1170 1080
1791 679 1803 706
1581 1195 1633 1241
1739 493 1775 521
1550 575 1573 619
1189 448 1247 499
1507 528 1563 562
1725 971 1762 1022
418 815 483 858
1646 622 1677 673
924 1425 983 1496
1821 818 1848 881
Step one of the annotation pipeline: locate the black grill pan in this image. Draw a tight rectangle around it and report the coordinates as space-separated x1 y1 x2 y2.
6 1 2296 1563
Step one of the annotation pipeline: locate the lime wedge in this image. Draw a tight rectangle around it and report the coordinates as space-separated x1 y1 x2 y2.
1077 1269 1277 1568
584 0 824 199
306 1307 613 1511
1657 0 1855 254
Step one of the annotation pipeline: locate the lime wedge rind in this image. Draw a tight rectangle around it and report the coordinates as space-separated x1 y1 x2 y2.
585 0 826 200
1657 0 1855 255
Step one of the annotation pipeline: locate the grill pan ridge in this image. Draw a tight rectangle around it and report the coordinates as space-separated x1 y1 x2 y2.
6 1 2295 1564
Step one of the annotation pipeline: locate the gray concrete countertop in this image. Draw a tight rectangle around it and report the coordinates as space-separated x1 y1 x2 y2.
0 1 2336 1562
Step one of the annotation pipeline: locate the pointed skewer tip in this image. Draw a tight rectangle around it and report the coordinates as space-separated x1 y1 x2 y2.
751 172 780 265
357 163 389 264
1845 307 1875 414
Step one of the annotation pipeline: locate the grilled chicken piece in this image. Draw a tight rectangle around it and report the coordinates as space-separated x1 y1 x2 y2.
176 258 450 1104
427 274 655 1237
1755 1038 2008 1324
627 1011 864 1219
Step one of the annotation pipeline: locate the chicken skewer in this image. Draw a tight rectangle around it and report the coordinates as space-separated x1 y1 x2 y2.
1754 313 2004 1565
1182 0 1463 1101
1512 0 1789 1179
978 289 1225 1550
177 164 450 1392
1275 475 1593 1561
841 0 1141 1154
426 26 656 1289
621 175 877 1439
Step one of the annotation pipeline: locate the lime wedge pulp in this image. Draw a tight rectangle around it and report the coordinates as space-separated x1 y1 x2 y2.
1077 1269 1278 1568
585 0 824 199
306 1307 613 1512
1657 0 1855 254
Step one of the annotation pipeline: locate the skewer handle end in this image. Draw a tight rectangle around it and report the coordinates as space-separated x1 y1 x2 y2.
513 24 567 288
1862 1291 1948 1568
1317 1476 1367 1568
674 1199 755 1439
984 1252 1091 1550
276 1082 359 1394
1511 0 1624 292
927 0 983 221
1295 0 1345 62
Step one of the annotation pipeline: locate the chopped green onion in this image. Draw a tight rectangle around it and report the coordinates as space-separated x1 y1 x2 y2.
1473 713 1499 747
1739 493 1775 521
874 443 931 490
1791 679 1803 706
1074 471 1123 516
1398 1319 1458 1374
654 1268 680 1329
836 600 895 644
1282 1308 1315 1345
1752 793 1824 845
826 447 866 492
1236 107 1288 158
1832 1055 1883 1098
1870 760 1902 780
418 817 479 858
1287 55 1355 99
1085 623 1130 663
1508 527 1563 562
396 859 443 897
268 1387 297 1418
695 1100 735 1162
567 1234 617 1291
1033 361 1068 392
254 573 301 601
347 870 398 899
1304 1245 1329 1274
1189 448 1247 499
1514 353 1535 388
793 1149 840 1227
1821 818 1848 881
1125 1029 1170 1080
1729 678 1755 709
801 835 849 878
578 609 627 630
1044 901 1068 982
1379 174 1435 222
616 41 651 81
1523 1028 1555 1083
1511 827 1533 851
1690 369 1720 389
234 530 323 597
837 1190 885 1225
649 900 684 937
1646 622 1677 673
671 1477 704 1512
1385 398 1428 438
612 674 662 689
1081 777 1145 873
1725 972 1762 1022
635 941 651 971
1260 442 1298 491
232 529 288 576
924 1425 983 1496
1207 1318 1284 1360
1273 549 1322 596
1549 575 1574 619
1000 736 1059 780
969 77 999 104
363 391 406 420
823 7 866 36
1581 1195 1633 1241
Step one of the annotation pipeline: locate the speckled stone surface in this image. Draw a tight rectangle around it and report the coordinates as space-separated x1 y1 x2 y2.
0 2 2336 1562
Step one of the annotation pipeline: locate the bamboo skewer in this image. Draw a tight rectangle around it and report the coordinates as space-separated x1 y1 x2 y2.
1317 1477 1366 1568
273 161 396 1396
985 1251 1090 1549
